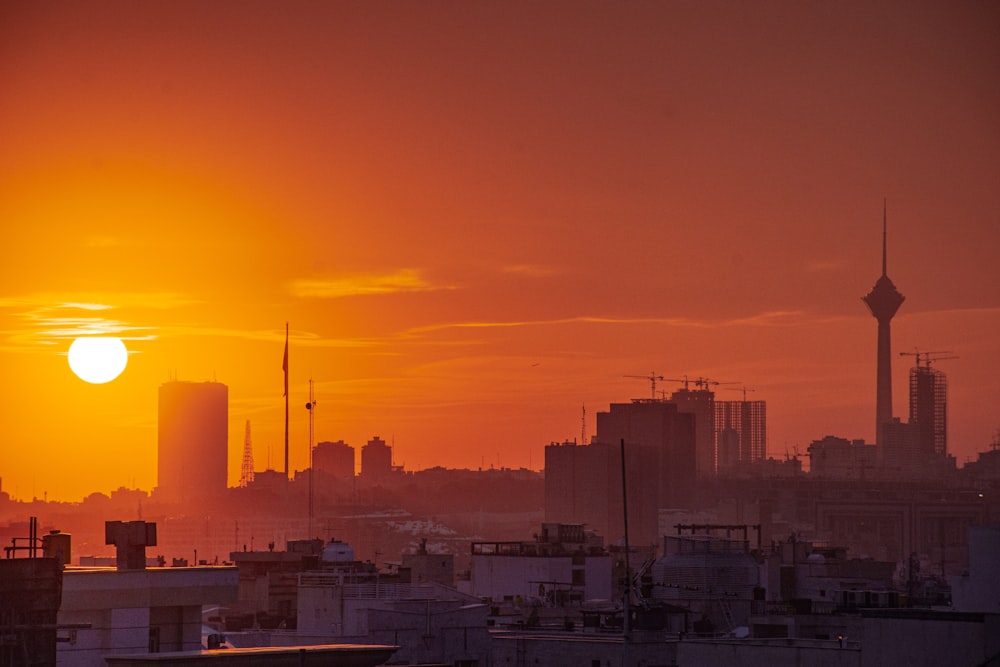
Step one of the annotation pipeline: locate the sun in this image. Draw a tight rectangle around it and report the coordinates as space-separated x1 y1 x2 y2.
68 337 129 384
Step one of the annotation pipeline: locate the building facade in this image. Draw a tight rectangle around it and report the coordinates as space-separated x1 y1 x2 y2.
313 440 355 479
715 399 767 466
360 436 392 482
157 381 228 502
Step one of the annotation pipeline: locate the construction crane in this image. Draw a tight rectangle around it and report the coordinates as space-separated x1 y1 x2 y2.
662 375 694 391
661 376 738 393
624 372 665 399
693 377 739 391
899 349 959 368
724 385 757 402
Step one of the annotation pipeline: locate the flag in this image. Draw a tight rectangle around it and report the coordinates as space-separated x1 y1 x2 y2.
282 323 288 397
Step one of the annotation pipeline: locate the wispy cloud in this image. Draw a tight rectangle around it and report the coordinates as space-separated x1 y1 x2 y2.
0 292 199 311
289 269 454 299
0 292 199 347
399 310 832 338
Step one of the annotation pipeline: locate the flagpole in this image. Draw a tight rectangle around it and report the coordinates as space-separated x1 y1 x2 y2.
284 322 289 480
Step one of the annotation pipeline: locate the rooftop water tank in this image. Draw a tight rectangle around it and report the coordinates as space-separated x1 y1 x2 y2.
322 539 355 562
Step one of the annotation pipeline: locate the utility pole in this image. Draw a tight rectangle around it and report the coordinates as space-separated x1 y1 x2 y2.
306 379 317 539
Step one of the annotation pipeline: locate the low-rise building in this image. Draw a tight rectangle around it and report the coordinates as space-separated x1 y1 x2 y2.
470 523 612 606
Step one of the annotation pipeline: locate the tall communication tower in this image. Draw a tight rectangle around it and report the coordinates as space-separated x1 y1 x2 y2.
240 420 255 487
862 201 905 445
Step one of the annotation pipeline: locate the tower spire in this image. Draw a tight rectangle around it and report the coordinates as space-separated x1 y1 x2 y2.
882 198 887 276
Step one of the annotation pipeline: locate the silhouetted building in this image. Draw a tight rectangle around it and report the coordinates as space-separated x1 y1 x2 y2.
879 418 923 477
546 400 695 547
862 206 905 445
909 362 948 457
596 401 696 520
807 435 877 480
157 381 228 502
544 440 618 541
360 436 392 482
667 385 716 477
0 557 62 667
313 440 355 479
877 357 955 480
715 399 767 467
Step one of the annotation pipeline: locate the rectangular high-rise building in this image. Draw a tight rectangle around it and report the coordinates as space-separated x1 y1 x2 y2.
545 400 696 548
313 440 355 479
546 398 700 548
157 381 228 502
714 399 767 465
360 436 392 481
909 365 947 457
667 388 716 477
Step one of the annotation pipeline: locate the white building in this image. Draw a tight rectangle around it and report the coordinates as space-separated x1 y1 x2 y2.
296 575 488 665
57 565 238 666
470 523 613 605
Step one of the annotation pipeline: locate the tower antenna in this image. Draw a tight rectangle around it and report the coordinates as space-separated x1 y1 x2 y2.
283 322 289 479
882 198 888 276
306 379 317 538
240 420 255 487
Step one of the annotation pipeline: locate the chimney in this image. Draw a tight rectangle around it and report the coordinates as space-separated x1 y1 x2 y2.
105 521 157 570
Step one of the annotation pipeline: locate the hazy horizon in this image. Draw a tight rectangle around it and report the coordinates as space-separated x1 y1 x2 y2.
2 1 998 501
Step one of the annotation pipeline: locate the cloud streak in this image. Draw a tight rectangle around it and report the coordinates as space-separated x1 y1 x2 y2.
289 269 455 299
399 309 842 338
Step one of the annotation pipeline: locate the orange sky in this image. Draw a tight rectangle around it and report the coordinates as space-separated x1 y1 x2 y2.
1 2 998 501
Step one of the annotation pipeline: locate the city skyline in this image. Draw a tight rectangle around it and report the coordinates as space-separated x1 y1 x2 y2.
1 2 998 501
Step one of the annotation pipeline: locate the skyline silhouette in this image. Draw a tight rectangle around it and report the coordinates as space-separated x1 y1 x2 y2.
1 2 998 501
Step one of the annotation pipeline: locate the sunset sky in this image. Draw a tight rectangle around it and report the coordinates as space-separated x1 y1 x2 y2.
2 1 998 501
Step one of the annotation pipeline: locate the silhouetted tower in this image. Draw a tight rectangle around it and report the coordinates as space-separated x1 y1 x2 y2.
240 420 255 487
862 202 905 445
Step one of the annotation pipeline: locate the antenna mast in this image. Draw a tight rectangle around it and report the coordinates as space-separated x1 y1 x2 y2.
306 379 317 538
882 198 888 276
240 420 255 487
283 322 290 479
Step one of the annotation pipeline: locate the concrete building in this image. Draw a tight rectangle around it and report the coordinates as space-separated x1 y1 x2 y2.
360 436 391 482
157 380 228 502
545 399 696 547
313 440 355 479
55 520 238 666
544 439 619 543
296 577 487 665
402 538 454 587
808 436 877 480
950 524 1000 613
667 385 717 478
715 398 767 466
470 523 613 606
596 400 697 544
0 556 61 667
908 359 948 458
